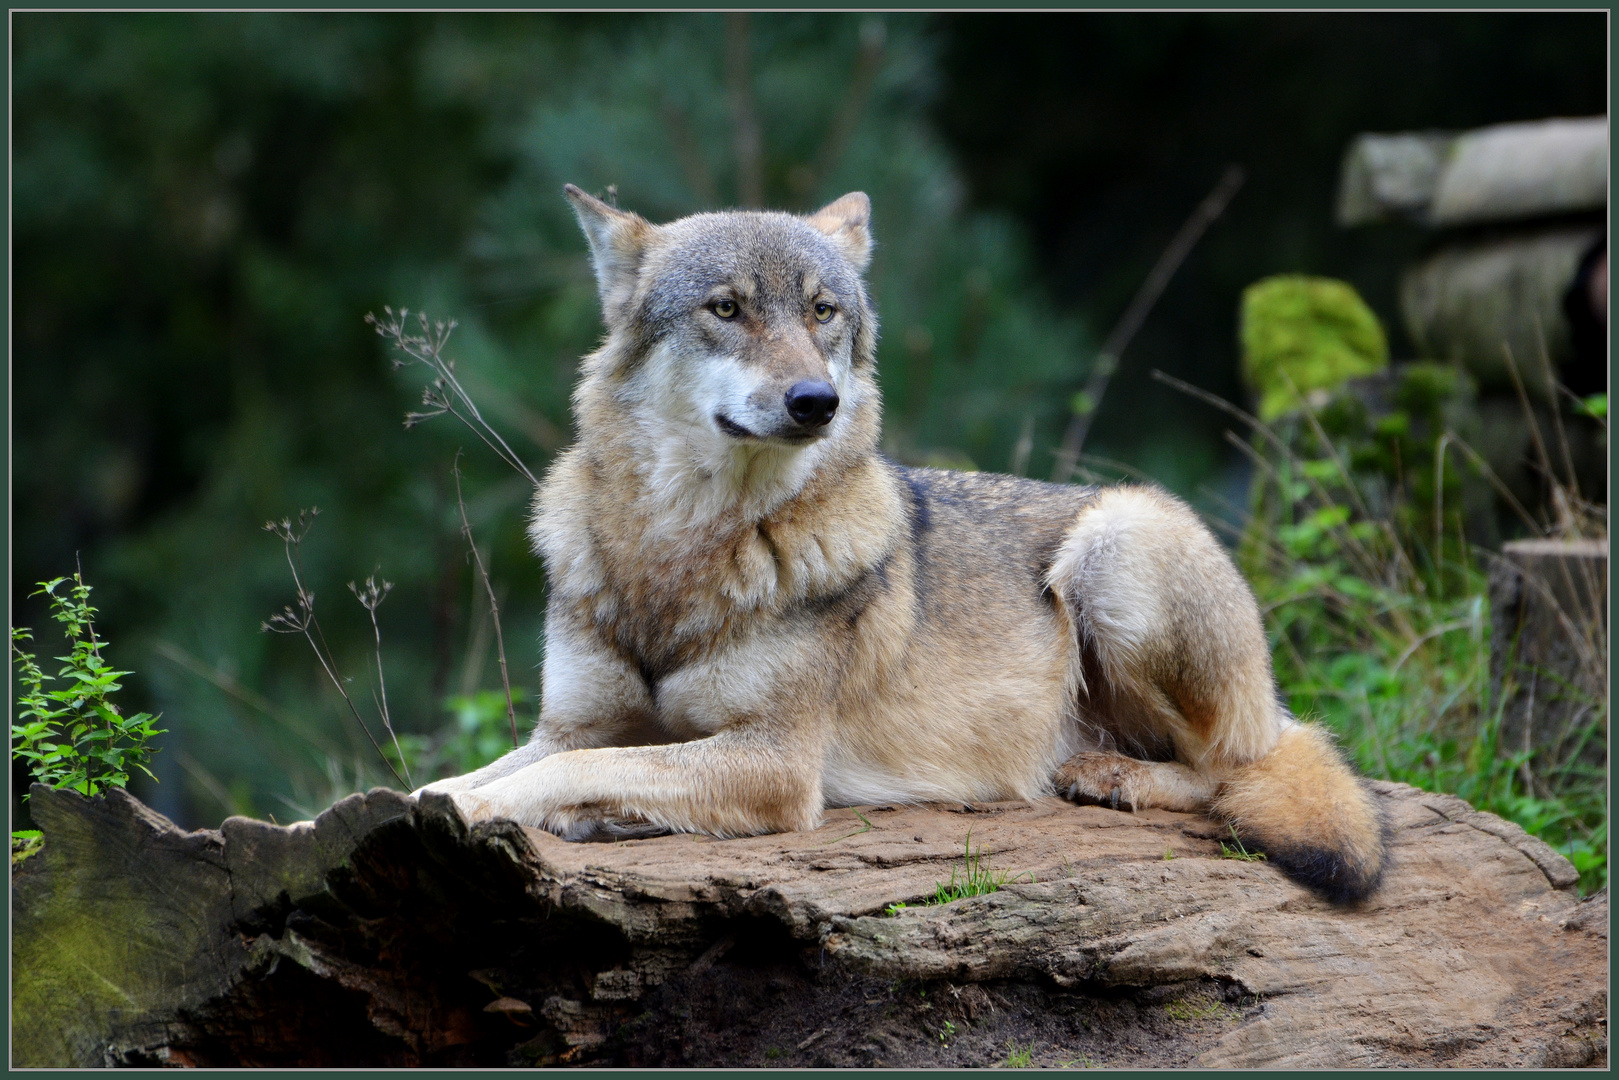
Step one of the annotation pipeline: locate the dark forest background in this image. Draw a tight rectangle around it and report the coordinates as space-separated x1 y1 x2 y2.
12 12 1607 828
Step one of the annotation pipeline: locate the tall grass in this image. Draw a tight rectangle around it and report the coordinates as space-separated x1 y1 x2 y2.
1164 368 1607 894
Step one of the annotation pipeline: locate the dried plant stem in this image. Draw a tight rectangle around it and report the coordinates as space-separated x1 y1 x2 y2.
1009 412 1034 477
725 12 764 207
1531 313 1582 507
1439 435 1540 535
366 308 540 488
262 510 408 790
1051 165 1245 484
1500 343 1558 521
453 453 520 748
1433 433 1453 596
349 573 411 789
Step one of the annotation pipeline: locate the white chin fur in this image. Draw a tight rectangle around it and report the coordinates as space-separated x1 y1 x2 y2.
626 345 851 527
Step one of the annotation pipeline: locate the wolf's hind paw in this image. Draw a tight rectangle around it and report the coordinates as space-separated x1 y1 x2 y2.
1054 752 1151 813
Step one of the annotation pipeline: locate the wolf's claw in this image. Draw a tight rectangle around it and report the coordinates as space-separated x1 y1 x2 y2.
1054 751 1149 814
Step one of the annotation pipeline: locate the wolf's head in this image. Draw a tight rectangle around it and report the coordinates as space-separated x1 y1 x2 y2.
563 185 881 520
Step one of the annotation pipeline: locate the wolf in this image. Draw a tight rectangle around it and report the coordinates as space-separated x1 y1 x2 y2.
418 185 1388 903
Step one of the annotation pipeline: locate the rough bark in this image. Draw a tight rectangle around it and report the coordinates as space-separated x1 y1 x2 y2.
12 779 1607 1068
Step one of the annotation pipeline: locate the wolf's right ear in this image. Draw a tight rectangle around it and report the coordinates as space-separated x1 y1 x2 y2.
564 184 655 315
806 192 872 272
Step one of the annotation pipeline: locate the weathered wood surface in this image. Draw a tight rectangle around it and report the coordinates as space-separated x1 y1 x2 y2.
12 779 1607 1068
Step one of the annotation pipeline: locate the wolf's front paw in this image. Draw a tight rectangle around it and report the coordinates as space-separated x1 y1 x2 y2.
437 788 593 837
411 774 477 799
555 816 672 843
1055 752 1152 813
447 789 499 825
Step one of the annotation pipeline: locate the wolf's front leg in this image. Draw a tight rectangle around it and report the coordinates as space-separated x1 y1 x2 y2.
414 615 660 798
447 726 824 841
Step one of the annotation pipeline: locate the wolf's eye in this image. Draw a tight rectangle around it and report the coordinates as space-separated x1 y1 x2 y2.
813 302 836 323
711 299 739 319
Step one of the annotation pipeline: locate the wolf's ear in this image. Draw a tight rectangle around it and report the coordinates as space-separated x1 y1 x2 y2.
564 184 655 314
806 192 872 272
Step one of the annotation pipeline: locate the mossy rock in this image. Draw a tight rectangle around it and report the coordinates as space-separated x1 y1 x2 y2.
1241 275 1388 421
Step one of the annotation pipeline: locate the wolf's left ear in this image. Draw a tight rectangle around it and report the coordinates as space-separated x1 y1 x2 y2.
564 184 656 315
807 192 872 272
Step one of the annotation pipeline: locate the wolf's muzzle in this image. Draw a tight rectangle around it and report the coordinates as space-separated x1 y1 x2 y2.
784 380 839 429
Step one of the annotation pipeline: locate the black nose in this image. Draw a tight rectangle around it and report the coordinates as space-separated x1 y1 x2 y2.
784 380 839 428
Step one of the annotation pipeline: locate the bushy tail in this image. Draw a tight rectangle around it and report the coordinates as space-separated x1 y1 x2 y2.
1211 724 1388 903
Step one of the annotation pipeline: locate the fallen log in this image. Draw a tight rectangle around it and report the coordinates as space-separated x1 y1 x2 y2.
1398 225 1601 393
1336 116 1607 228
12 779 1607 1068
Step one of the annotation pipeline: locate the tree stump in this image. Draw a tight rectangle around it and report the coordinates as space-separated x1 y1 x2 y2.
12 781 1607 1068
1489 537 1608 774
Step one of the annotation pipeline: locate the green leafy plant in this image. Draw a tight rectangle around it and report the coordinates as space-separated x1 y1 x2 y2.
11 830 44 866
1243 426 1606 893
882 831 1031 913
11 572 166 801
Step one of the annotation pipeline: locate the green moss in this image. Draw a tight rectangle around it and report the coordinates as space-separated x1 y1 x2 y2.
1240 275 1388 420
1164 994 1236 1024
11 797 236 1066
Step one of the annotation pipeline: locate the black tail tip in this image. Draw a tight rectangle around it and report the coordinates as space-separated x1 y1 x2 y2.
1239 806 1392 905
1265 843 1388 904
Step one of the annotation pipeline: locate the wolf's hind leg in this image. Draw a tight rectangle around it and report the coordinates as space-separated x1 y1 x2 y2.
1054 751 1222 814
1047 484 1282 771
1046 486 1388 901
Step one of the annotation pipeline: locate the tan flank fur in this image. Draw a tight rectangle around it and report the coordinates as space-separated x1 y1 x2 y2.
418 186 1388 903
